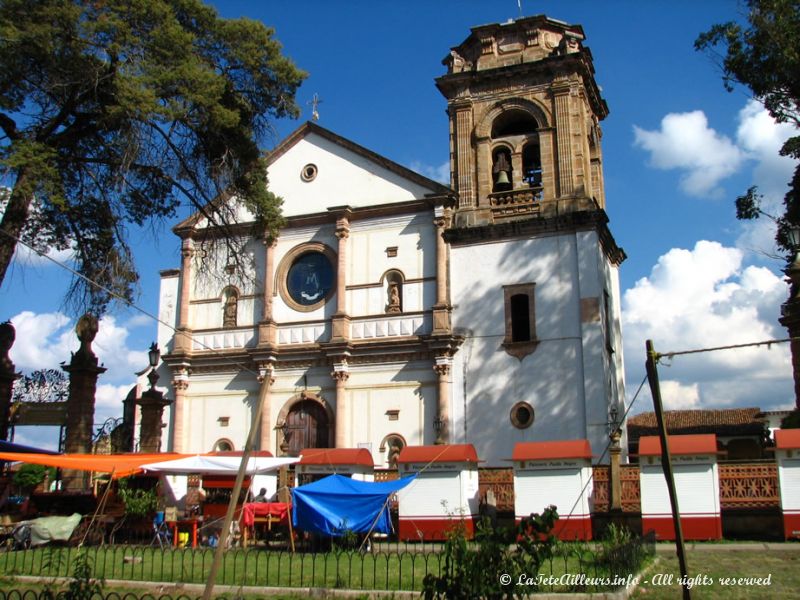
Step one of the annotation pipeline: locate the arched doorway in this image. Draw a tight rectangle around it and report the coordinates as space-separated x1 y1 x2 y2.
283 398 330 456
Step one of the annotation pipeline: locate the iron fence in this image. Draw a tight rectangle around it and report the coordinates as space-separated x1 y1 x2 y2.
0 532 655 596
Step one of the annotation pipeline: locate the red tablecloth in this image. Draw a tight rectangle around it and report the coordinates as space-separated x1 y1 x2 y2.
242 502 290 527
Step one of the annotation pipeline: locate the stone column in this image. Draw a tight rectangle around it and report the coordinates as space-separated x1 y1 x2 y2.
175 238 194 354
138 387 171 453
553 83 575 197
171 368 189 452
258 363 275 452
258 238 278 347
433 357 452 445
609 430 622 511
331 216 351 342
432 206 451 335
332 362 350 448
62 314 106 490
0 322 20 442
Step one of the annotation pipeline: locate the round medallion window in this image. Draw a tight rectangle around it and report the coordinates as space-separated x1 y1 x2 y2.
287 251 334 306
300 163 318 182
510 402 535 429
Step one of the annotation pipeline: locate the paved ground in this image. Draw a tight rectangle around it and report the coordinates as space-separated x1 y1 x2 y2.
654 541 800 552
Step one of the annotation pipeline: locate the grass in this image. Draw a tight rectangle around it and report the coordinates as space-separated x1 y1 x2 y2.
0 545 444 591
631 548 800 599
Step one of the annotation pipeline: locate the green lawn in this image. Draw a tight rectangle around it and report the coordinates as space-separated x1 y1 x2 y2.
631 548 800 599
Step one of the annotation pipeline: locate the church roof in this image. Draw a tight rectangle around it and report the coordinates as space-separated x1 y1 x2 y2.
267 121 451 195
173 121 452 233
627 408 766 441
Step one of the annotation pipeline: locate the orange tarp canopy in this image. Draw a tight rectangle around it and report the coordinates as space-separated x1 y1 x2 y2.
0 452 186 478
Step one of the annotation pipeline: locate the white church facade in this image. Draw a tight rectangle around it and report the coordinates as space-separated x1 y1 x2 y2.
155 15 626 467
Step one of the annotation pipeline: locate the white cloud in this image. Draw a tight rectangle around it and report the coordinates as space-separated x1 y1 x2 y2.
633 111 745 197
659 380 700 410
9 310 145 389
12 244 75 267
409 160 450 184
623 240 793 413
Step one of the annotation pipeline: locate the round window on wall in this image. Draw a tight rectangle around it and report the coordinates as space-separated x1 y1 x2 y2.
287 251 335 307
300 163 318 182
510 402 535 429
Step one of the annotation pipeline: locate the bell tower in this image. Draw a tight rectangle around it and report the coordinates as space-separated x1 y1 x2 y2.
436 16 609 227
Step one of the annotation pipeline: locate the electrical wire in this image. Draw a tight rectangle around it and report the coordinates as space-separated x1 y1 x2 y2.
0 225 264 380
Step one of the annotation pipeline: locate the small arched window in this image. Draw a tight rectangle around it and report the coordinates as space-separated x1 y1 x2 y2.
213 439 234 452
510 294 531 342
522 143 542 189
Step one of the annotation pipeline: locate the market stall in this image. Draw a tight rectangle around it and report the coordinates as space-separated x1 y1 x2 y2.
511 439 594 540
638 434 722 541
295 448 375 485
775 429 800 540
396 444 480 541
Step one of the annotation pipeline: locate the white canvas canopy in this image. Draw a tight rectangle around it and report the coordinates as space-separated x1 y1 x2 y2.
141 455 301 475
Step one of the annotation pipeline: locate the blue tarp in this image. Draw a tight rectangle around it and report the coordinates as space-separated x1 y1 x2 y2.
292 474 416 536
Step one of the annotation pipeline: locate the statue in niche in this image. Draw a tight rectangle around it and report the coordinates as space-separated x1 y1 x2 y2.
387 442 402 468
386 282 401 313
223 289 238 328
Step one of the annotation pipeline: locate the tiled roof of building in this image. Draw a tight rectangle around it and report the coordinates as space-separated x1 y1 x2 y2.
627 408 766 441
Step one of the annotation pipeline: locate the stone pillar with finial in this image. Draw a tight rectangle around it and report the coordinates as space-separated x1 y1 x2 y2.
137 344 171 453
0 321 20 441
62 314 106 490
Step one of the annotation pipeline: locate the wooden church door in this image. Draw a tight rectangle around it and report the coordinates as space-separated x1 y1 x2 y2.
286 399 329 456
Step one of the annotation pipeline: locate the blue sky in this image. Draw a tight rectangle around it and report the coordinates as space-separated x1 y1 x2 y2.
1 1 797 448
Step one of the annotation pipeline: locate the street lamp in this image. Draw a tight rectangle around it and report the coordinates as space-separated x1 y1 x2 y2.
433 415 444 445
147 342 160 389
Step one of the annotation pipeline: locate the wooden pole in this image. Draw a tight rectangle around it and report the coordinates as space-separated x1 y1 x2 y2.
202 366 273 600
645 340 691 600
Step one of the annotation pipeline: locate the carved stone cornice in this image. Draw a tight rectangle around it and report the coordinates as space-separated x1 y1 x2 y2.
444 207 626 266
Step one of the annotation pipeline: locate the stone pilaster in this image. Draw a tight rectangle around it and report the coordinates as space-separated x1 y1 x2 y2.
170 368 189 452
432 206 452 334
258 363 276 452
332 363 350 448
0 321 20 442
553 83 575 197
454 105 475 208
62 314 106 490
258 238 278 347
175 238 194 355
331 217 351 342
433 357 452 444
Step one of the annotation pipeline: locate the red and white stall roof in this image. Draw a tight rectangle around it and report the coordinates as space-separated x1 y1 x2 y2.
298 448 375 467
511 440 592 462
775 429 800 450
638 434 718 456
398 444 479 465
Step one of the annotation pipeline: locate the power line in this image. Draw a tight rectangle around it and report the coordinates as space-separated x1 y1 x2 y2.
656 337 790 361
0 226 263 380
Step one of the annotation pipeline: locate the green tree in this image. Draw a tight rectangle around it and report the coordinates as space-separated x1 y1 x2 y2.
0 0 305 312
696 0 800 258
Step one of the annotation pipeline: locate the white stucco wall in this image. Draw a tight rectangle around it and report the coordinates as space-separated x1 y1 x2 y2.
449 230 623 465
269 134 435 215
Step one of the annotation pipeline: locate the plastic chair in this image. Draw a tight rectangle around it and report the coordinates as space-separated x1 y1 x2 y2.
151 511 172 549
